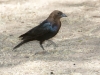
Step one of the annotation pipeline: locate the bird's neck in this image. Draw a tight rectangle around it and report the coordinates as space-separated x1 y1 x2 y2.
47 17 61 30
47 17 60 24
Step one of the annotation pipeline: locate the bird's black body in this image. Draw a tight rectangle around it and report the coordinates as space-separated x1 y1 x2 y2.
22 20 60 39
14 20 60 50
13 10 67 50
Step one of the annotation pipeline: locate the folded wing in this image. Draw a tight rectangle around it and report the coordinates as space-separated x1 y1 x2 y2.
19 20 53 40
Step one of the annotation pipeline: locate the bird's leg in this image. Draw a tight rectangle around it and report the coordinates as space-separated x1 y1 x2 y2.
46 40 57 47
40 41 45 50
49 40 56 45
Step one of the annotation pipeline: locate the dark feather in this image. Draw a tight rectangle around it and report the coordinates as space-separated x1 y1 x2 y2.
13 40 29 49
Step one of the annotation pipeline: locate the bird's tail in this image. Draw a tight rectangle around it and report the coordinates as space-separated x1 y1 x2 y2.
13 40 28 49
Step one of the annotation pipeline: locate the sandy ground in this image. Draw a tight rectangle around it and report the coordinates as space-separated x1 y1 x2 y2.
0 0 100 75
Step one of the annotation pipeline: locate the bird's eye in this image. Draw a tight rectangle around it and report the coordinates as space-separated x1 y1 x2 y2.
58 12 61 15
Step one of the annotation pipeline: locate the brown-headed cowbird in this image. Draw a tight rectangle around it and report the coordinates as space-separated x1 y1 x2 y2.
13 10 67 50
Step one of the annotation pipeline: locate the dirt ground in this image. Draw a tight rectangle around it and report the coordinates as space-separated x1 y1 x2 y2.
0 0 100 75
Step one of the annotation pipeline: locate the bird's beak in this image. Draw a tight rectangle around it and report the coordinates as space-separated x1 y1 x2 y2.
61 13 67 17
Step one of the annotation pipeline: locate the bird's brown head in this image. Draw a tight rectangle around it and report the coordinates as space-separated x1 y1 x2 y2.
48 10 67 21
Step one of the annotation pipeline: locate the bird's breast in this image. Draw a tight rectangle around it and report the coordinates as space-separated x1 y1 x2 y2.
50 25 59 32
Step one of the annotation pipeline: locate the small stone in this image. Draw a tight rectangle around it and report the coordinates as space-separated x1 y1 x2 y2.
50 72 54 74
73 63 76 65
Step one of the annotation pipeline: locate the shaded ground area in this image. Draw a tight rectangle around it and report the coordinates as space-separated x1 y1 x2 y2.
0 0 100 75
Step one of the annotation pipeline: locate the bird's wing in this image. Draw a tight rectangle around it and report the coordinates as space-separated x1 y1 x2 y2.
19 21 53 40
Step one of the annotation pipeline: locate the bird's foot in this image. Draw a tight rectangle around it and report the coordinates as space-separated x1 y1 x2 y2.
46 40 58 49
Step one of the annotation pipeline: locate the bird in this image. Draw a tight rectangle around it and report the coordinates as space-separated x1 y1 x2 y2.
13 10 67 50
